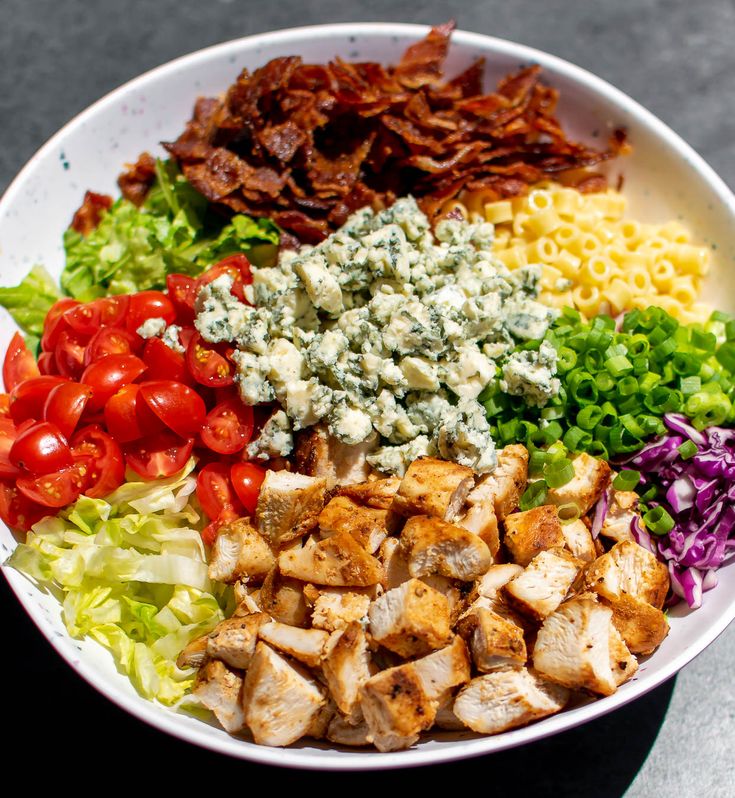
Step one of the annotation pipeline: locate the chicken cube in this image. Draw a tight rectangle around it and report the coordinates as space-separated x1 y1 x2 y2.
392 457 475 522
503 505 565 566
454 501 500 557
467 444 529 520
368 578 451 658
206 612 271 669
337 477 402 510
561 519 597 562
258 621 330 668
584 540 669 609
411 636 472 702
401 515 493 581
600 490 638 543
255 470 327 547
453 668 569 735
475 564 525 598
457 607 527 672
546 453 611 516
609 622 638 686
259 568 310 627
603 592 670 655
208 518 275 584
176 635 209 670
310 588 372 632
504 548 582 621
192 659 247 734
279 531 383 587
322 622 373 719
435 697 467 730
318 496 394 554
242 642 326 746
293 424 378 487
326 715 373 747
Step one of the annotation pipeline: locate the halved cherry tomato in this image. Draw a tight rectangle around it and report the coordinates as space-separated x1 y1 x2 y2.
196 462 244 521
81 354 147 412
41 298 79 352
0 394 10 418
37 352 59 375
103 383 163 442
139 380 206 438
230 461 266 515
96 295 130 327
9 376 68 424
0 481 49 531
126 291 176 333
2 332 40 392
186 332 235 387
55 329 88 378
9 421 73 475
200 399 254 455
63 303 100 338
142 337 192 385
43 382 93 440
0 418 19 479
84 327 139 365
197 255 253 303
125 431 194 479
167 274 198 325
17 461 89 508
70 425 125 498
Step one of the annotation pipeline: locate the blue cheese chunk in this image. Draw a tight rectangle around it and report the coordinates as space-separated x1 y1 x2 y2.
366 435 435 477
435 400 497 474
293 251 343 316
161 324 185 354
246 410 293 461
136 316 167 339
501 340 560 408
328 403 374 445
231 350 275 406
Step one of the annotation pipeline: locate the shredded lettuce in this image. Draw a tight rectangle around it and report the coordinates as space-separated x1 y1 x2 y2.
5 459 232 705
0 265 61 347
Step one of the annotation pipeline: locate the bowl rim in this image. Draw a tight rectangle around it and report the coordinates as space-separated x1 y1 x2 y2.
2 21 735 771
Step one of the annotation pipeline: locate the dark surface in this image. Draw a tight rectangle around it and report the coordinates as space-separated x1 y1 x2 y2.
1 1 734 794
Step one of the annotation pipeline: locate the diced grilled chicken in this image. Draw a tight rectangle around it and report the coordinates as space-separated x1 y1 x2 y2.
401 515 493 581
293 423 378 487
584 540 669 609
467 444 529 520
603 592 670 655
192 659 246 734
176 635 209 670
360 664 435 751
561 519 597 563
454 501 500 557
368 578 452 658
310 588 372 632
600 490 638 543
337 477 402 510
392 457 475 522
453 668 569 735
318 496 394 553
242 642 327 747
475 564 525 598
504 548 582 621
322 622 373 719
533 593 619 696
608 623 638 686
435 697 467 730
546 453 612 516
233 581 262 613
457 607 527 672
306 698 337 740
326 715 373 746
255 470 327 547
258 621 329 668
279 531 383 587
412 636 472 703
206 612 271 669
208 519 275 584
503 505 565 566
259 568 310 627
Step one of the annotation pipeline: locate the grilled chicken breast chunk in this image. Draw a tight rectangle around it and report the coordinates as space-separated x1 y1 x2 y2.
584 540 669 609
504 548 582 621
309 588 372 632
411 636 472 702
561 519 597 563
467 444 529 519
193 659 247 734
279 531 383 587
600 489 638 543
337 477 402 509
208 519 275 584
256 470 327 546
457 606 527 672
503 505 566 566
392 457 475 522
258 621 330 668
602 592 670 655
206 612 271 669
546 453 611 516
322 622 373 719
318 496 393 553
454 501 500 557
293 424 378 487
259 568 310 627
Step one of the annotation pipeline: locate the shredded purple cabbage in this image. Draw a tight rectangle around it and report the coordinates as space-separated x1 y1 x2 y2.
590 489 610 539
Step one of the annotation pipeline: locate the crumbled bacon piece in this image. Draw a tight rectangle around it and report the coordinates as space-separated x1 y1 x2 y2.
118 152 157 206
70 191 113 235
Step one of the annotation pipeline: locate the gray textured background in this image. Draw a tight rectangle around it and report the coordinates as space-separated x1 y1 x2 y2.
1 1 734 794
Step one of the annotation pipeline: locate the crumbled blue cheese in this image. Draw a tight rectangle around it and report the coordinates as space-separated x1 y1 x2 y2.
501 341 560 408
246 410 293 461
136 316 167 339
161 324 185 353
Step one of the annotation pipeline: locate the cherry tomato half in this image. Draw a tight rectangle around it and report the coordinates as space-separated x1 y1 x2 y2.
200 399 254 455
186 332 235 388
71 425 125 498
197 254 253 303
230 461 266 515
142 337 192 385
43 382 93 440
17 461 89 508
2 332 40 392
0 394 10 419
103 383 164 442
37 352 59 375
166 274 198 325
81 354 147 412
0 418 19 479
126 291 176 334
84 327 139 365
9 376 68 424
0 480 49 531
196 462 243 522
96 295 130 327
41 298 79 352
124 431 194 479
139 380 206 439
63 303 100 338
54 329 88 379
9 421 73 475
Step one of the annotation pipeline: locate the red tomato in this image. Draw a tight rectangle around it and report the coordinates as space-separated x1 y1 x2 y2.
186 333 235 388
9 420 73 475
43 382 93 440
103 383 164 442
0 418 19 479
200 399 254 455
196 462 243 521
166 274 198 325
41 298 79 352
201 507 240 547
81 354 147 412
9 376 68 424
0 481 49 531
230 461 266 515
96 295 130 327
139 380 206 438
63 303 100 338
84 327 139 365
55 329 88 378
142 337 192 384
37 352 59 375
16 462 89 508
2 332 40 392
126 291 176 333
197 255 253 302
0 394 10 418
70 425 125 498
125 431 194 479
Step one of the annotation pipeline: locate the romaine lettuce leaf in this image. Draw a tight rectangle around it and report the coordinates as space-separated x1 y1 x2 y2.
0 265 60 342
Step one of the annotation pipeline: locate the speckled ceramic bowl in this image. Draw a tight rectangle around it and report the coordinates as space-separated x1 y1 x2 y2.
2 23 735 770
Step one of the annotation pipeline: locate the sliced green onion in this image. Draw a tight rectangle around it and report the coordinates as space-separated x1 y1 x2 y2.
519 480 548 511
677 440 698 460
606 355 634 376
544 459 575 488
577 405 603 430
612 470 641 491
556 502 581 522
644 506 675 536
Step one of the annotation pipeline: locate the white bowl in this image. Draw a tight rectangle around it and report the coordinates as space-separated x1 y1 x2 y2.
2 22 735 770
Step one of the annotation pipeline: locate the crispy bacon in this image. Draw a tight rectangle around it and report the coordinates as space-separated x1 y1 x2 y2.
70 191 113 235
118 152 156 206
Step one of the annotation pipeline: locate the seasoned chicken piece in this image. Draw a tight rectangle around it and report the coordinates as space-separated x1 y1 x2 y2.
279 531 383 587
258 621 329 668
310 588 372 632
503 505 565 566
546 453 611 516
259 568 310 627
561 519 597 563
233 581 262 613
318 496 394 553
360 664 435 751
467 444 529 520
435 697 467 731
322 622 373 719
401 515 493 581
242 642 326 747
208 519 275 585
255 470 327 547
307 698 337 740
368 578 451 657
454 501 500 557
392 457 475 522
206 612 271 669
457 607 527 672
603 592 670 655
584 540 669 609
608 623 638 686
326 715 373 746
176 635 209 670
453 668 569 734
293 424 378 487
475 564 525 598
412 636 472 702
533 593 619 696
600 490 638 543
337 477 402 510
504 548 582 621
192 659 246 734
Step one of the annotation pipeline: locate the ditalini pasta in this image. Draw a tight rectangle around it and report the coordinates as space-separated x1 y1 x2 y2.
454 184 712 322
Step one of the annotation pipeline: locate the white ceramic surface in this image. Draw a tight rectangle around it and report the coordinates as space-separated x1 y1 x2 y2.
1 23 735 770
